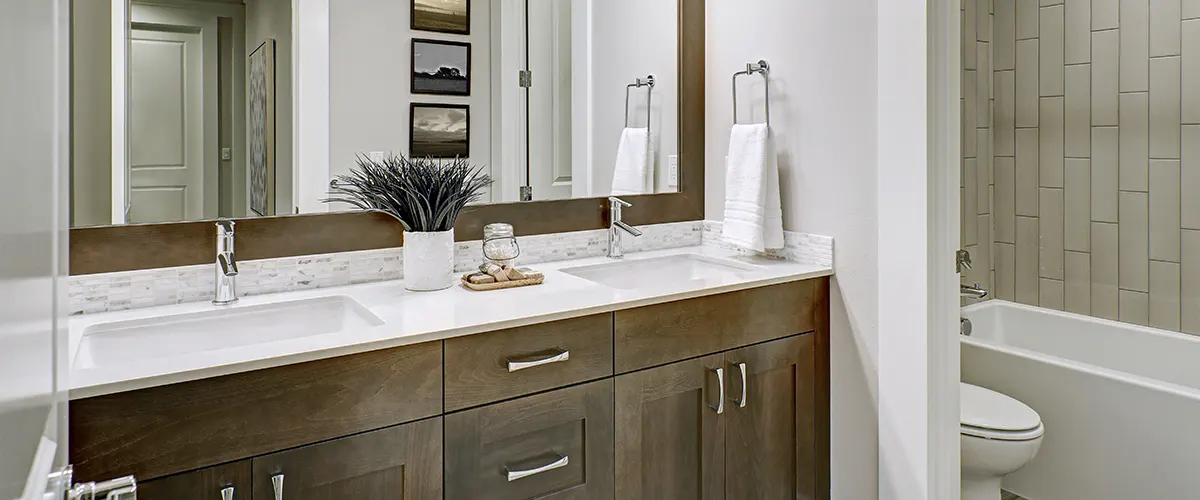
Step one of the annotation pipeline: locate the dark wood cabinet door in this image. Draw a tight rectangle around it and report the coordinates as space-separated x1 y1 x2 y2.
614 354 725 500
136 461 251 500
444 379 615 500
724 335 818 500
251 417 442 500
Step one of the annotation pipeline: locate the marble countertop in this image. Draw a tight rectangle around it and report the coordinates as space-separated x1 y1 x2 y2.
68 245 832 399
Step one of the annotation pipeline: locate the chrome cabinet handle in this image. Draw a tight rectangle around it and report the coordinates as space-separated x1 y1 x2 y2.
221 486 234 500
507 350 570 372
709 367 725 414
732 362 748 408
505 454 569 482
271 474 284 500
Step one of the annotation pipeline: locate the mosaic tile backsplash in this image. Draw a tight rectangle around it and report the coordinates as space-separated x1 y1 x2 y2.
70 220 833 315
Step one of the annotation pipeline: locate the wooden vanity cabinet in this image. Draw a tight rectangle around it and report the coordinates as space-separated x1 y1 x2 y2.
136 461 251 500
250 418 443 500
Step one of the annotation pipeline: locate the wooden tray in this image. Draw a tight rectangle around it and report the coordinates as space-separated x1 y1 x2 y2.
460 273 545 291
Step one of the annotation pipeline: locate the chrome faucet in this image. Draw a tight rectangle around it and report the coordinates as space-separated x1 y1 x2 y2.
960 283 988 300
214 219 239 305
607 197 643 259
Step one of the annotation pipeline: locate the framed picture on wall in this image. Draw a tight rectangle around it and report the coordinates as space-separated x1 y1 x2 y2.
410 103 470 159
411 39 471 96
412 0 470 35
247 39 276 217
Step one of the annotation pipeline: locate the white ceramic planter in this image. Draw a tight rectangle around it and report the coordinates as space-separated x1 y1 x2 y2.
403 229 455 291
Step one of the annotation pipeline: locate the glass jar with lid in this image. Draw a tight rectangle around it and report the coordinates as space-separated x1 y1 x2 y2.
482 223 520 266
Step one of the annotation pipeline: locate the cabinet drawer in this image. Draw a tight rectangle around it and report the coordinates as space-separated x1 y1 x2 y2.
70 340 443 483
137 461 251 500
614 278 827 373
444 314 612 411
445 379 615 500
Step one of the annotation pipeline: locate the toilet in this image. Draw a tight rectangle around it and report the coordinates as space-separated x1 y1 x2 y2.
960 383 1044 500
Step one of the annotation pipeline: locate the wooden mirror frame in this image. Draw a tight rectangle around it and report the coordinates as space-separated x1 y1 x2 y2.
70 0 704 275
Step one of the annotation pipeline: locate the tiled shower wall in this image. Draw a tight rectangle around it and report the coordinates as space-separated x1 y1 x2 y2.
978 0 1200 333
962 0 998 295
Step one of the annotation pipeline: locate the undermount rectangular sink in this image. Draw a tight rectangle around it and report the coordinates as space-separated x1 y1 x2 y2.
560 254 761 290
73 295 383 370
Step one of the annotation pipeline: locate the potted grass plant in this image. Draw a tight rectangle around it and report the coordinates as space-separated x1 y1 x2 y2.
325 154 492 291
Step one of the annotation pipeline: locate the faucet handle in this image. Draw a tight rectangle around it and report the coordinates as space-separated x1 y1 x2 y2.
608 197 633 208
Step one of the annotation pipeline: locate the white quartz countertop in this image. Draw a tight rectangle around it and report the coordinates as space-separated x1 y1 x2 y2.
68 245 832 399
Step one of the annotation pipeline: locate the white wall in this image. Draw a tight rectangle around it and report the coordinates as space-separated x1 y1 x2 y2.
705 1 880 498
71 0 113 227
590 0 678 195
329 0 492 195
246 0 292 215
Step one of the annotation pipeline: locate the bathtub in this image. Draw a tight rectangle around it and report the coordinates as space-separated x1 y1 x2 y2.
961 300 1200 500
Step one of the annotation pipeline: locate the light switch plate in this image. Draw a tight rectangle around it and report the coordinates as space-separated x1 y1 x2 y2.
668 155 680 187
369 151 387 162
220 148 232 161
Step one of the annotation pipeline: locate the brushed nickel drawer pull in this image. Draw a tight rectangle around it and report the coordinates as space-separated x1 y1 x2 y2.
732 362 748 408
505 454 570 482
221 486 234 500
709 367 725 414
271 474 284 500
507 350 570 372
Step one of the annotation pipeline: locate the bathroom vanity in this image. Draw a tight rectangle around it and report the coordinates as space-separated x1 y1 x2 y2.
67 250 831 500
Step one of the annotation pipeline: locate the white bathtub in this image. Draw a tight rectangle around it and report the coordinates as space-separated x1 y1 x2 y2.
961 300 1200 500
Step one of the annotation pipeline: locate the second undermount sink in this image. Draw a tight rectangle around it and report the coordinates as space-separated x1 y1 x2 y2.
73 295 383 370
561 254 762 290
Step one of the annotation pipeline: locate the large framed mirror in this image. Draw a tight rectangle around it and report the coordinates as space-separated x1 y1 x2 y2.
69 0 704 274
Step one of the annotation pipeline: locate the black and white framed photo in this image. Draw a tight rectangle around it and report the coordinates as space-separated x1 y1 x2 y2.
411 39 471 96
412 0 470 35
410 103 470 159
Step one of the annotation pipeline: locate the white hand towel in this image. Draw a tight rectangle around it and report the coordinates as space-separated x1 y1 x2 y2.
722 123 784 252
611 127 653 195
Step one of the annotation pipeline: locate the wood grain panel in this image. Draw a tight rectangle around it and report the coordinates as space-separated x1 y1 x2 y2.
252 417 443 500
614 278 825 373
614 354 724 500
725 335 817 500
136 460 251 500
69 340 442 483
444 313 613 411
444 380 615 500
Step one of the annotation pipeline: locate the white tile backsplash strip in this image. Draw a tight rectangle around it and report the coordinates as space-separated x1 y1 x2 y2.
70 220 833 315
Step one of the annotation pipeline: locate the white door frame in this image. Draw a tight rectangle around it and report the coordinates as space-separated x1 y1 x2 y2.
877 0 961 499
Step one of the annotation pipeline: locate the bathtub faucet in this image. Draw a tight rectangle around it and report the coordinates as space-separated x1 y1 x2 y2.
960 283 988 300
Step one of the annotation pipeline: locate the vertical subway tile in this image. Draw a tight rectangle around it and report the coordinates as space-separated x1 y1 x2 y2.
1016 216 1042 304
1149 57 1182 158
1041 278 1066 310
966 0 979 69
965 70 979 157
1092 30 1121 125
1041 6 1066 96
978 133 992 214
1094 0 1121 28
1150 261 1182 330
1018 0 1042 38
1017 39 1042 127
978 44 992 126
1183 125 1200 228
1040 97 1066 187
996 157 1017 242
996 71 1017 154
981 0 994 42
1092 127 1120 221
1119 92 1150 191
1065 251 1092 314
1121 0 1151 92
1065 159 1092 251
1119 191 1151 292
1040 188 1066 279
1182 230 1200 333
997 0 1018 69
966 159 979 245
996 242 1018 299
1149 160 1182 261
977 216 994 284
1093 222 1121 319
1065 64 1092 156
1183 20 1200 123
1016 129 1041 215
1120 290 1152 325
1066 0 1093 63
1150 0 1183 56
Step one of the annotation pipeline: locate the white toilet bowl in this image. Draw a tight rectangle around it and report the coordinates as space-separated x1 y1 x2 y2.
960 383 1044 500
